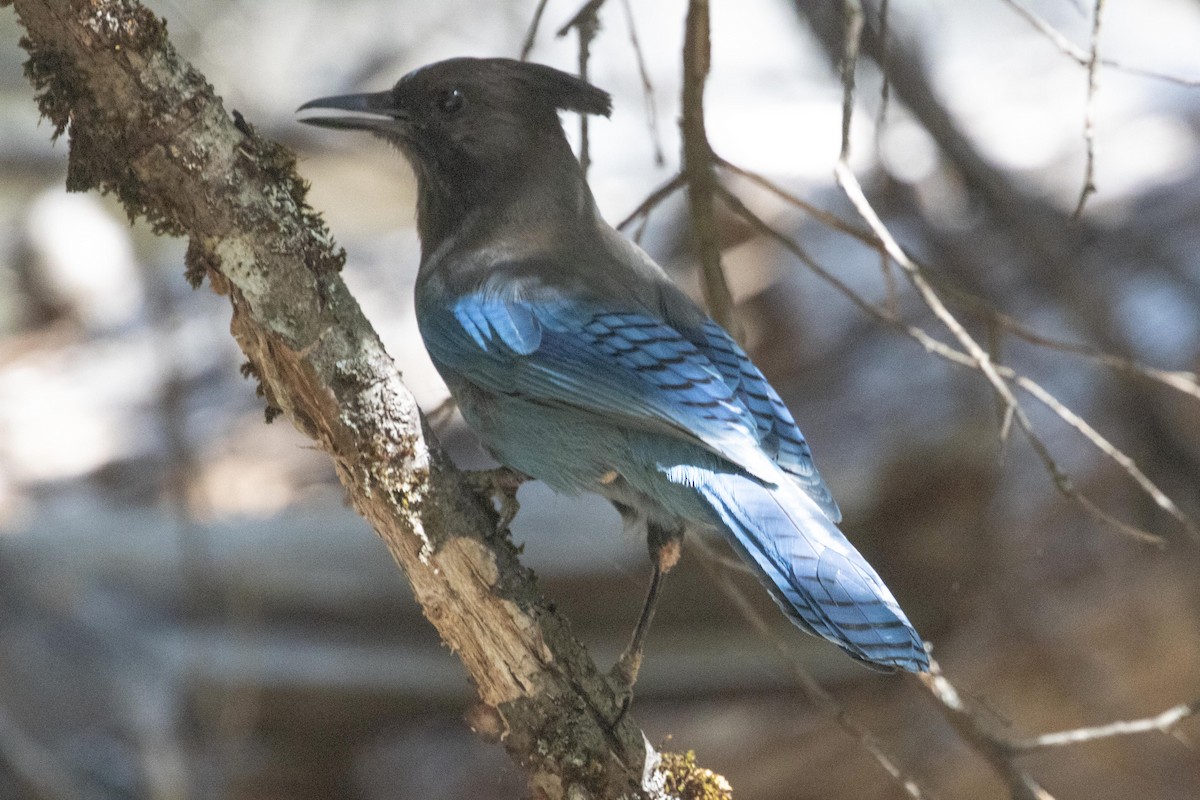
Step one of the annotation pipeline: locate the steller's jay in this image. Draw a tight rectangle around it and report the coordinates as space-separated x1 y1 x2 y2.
299 58 929 694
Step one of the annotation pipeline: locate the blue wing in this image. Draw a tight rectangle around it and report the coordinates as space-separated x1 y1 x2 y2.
420 293 784 484
686 320 842 523
422 290 925 671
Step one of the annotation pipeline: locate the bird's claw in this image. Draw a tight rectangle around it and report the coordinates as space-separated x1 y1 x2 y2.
607 652 641 727
465 467 529 532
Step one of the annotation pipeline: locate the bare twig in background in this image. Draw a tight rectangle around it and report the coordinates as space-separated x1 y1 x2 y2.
1015 375 1199 540
797 0 1093 300
1073 0 1105 218
557 0 608 177
556 0 608 36
919 663 1198 796
691 537 935 800
624 2 1197 797
830 6 1194 792
618 0 665 166
834 161 1158 544
518 0 552 60
681 0 739 336
717 157 877 245
917 665 1058 800
940 289 1200 400
837 0 864 163
835 159 1142 544
828 1 1189 546
616 172 684 232
714 176 1170 546
1006 699 1199 751
796 0 1200 516
834 6 1017 424
1000 0 1200 87
875 0 892 136
719 156 1200 400
714 182 893 323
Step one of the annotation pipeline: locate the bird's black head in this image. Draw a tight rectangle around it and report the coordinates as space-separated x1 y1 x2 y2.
299 58 611 249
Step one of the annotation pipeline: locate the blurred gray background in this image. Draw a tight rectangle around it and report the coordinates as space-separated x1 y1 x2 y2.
1 0 1199 798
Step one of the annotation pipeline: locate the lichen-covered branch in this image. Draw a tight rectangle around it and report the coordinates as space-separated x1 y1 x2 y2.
3 0 723 797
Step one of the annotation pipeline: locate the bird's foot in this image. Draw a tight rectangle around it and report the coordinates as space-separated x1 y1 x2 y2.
465 467 529 532
607 650 642 728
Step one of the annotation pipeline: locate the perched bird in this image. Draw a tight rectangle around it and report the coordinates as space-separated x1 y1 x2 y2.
299 57 929 686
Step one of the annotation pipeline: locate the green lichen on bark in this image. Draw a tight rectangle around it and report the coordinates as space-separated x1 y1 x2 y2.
659 751 733 800
20 36 83 137
15 1 194 234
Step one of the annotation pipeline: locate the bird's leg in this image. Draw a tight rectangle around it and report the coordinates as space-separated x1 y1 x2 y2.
610 520 684 724
465 466 529 532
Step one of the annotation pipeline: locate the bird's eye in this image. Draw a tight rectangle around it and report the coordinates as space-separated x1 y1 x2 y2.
437 88 465 114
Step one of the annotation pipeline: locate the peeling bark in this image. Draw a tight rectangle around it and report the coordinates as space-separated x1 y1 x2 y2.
3 0 734 796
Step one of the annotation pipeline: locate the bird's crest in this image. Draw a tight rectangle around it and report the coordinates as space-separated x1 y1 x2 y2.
497 59 612 118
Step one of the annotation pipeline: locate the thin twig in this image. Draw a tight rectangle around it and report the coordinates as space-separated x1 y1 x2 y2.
837 166 1168 545
1000 0 1200 87
556 0 609 37
1016 374 1199 540
834 164 1022 427
830 6 1181 546
577 26 595 176
944 293 1200 400
986 317 1010 445
717 157 879 245
1007 699 1199 752
556 1 604 177
716 182 1170 546
834 6 1008 405
714 183 894 323
1073 0 1105 218
920 665 1198 759
619 0 666 166
691 537 936 800
616 172 685 232
875 0 892 142
518 0 553 60
715 157 1200 402
917 665 1057 800
838 0 864 163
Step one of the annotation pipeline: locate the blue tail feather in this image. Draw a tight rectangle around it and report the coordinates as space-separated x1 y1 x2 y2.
669 465 929 673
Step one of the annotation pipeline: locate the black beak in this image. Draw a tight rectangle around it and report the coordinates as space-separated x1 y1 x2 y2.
297 90 405 133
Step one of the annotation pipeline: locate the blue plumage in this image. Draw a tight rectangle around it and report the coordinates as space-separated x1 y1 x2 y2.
419 284 928 673
300 56 928 674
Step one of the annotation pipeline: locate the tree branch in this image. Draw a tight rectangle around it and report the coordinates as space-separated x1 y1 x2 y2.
681 0 738 338
3 0 718 796
1072 0 1105 218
